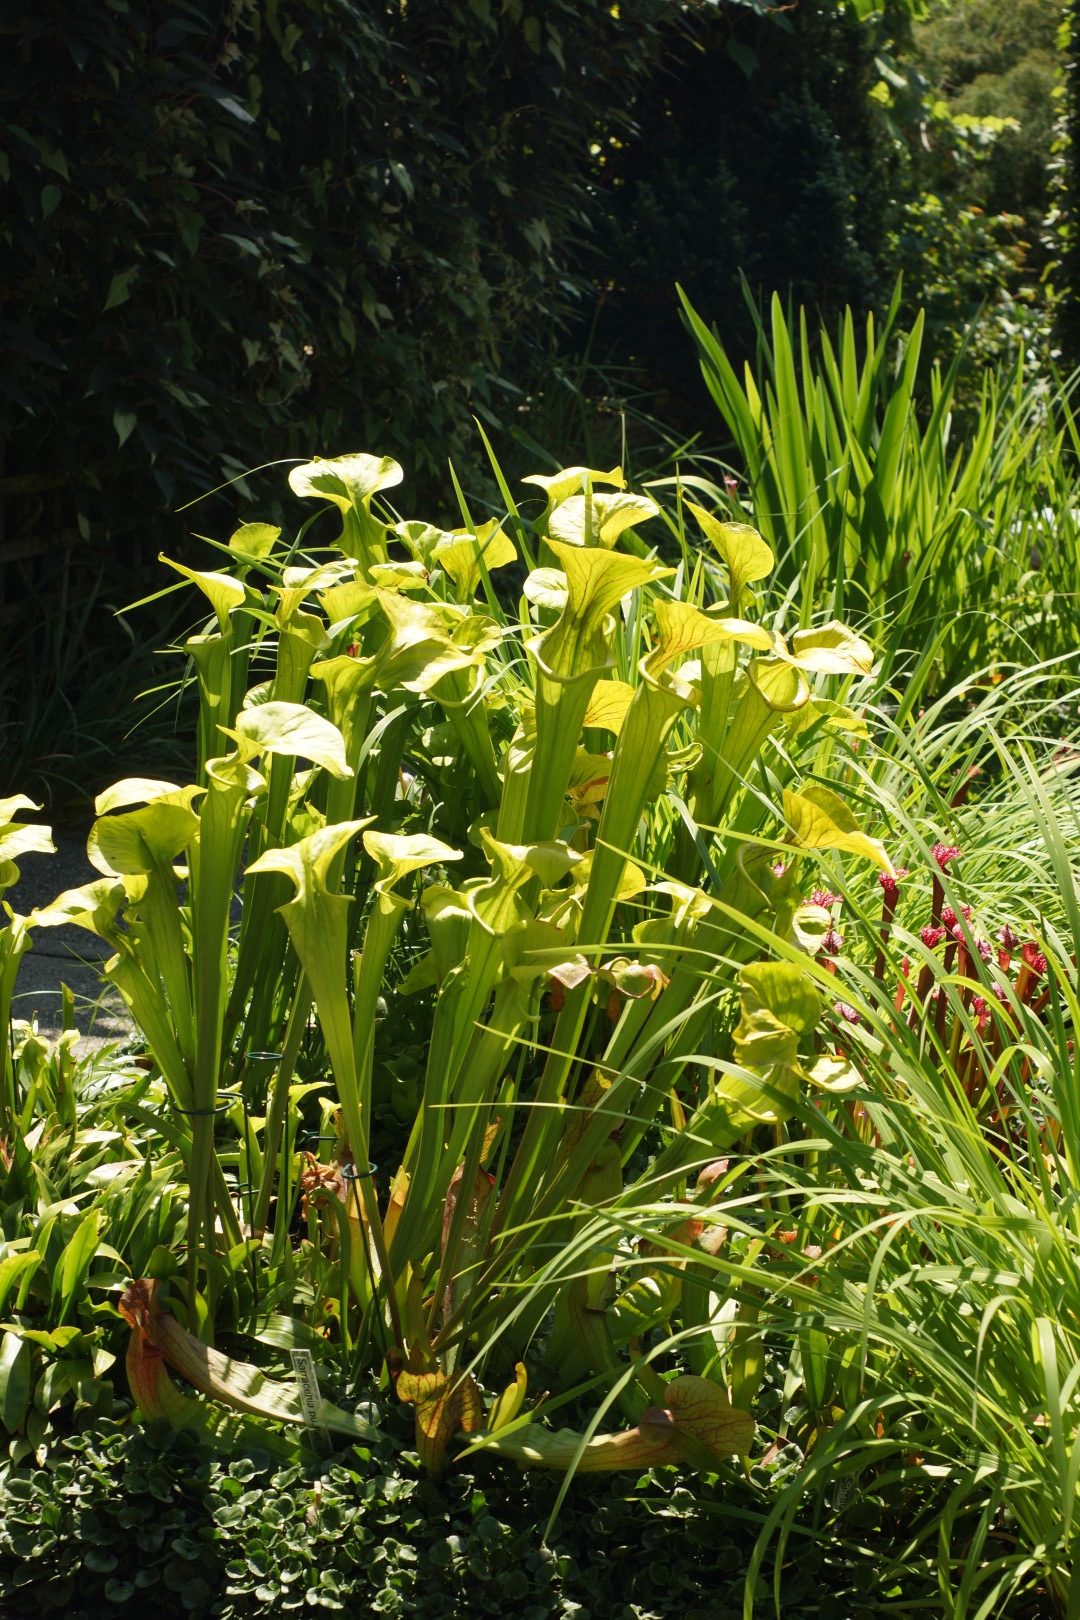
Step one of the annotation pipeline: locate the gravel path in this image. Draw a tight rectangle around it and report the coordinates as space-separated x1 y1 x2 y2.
9 828 132 1050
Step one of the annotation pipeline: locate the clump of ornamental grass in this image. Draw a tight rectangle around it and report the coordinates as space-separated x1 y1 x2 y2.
610 729 1080 1617
678 278 1080 705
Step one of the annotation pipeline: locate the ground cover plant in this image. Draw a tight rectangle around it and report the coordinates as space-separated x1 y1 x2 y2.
2 288 1079 1614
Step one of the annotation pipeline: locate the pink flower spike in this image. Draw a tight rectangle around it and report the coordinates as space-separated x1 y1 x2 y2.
998 924 1020 952
878 867 907 901
976 939 993 962
920 925 946 949
931 843 961 871
771 860 788 879
821 927 844 957
834 1000 861 1025
810 888 838 909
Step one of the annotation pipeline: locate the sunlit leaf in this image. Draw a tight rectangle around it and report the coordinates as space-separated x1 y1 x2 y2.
789 903 833 955
369 560 429 588
661 1375 756 1468
522 465 624 509
522 567 568 613
732 1007 800 1070
580 679 635 736
0 1333 31 1435
539 542 673 682
88 800 200 877
94 779 187 815
0 822 55 868
747 658 809 713
740 960 823 1034
0 795 39 822
396 1367 483 1473
461 1375 751 1473
647 600 771 674
247 819 372 898
363 831 462 895
789 621 875 675
233 701 352 779
487 1363 528 1431
687 504 773 599
30 878 128 937
784 781 893 873
547 491 660 549
229 522 281 558
807 1055 862 1093
288 453 403 510
433 520 517 594
161 557 247 628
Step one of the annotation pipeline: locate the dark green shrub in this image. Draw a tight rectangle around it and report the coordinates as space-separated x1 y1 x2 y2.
588 1 897 431
913 0 1059 225
0 0 678 802
0 0 672 580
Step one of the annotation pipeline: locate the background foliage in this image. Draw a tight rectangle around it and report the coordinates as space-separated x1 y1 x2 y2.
0 0 1071 793
588 0 899 433
0 0 673 580
892 0 1061 368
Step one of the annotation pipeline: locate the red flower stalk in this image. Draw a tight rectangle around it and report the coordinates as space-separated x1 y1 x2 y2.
930 844 960 925
936 936 958 1040
874 866 907 982
1015 942 1046 1006
912 961 936 1020
949 766 981 809
940 905 973 931
895 956 910 1014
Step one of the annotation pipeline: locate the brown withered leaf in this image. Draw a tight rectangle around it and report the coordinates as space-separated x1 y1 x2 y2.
439 1165 495 1327
396 1367 484 1472
663 1374 755 1468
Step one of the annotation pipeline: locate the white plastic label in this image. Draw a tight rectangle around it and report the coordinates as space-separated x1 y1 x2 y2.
290 1349 331 1451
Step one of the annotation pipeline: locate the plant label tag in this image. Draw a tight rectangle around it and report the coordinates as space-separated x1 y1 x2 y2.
290 1349 331 1453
